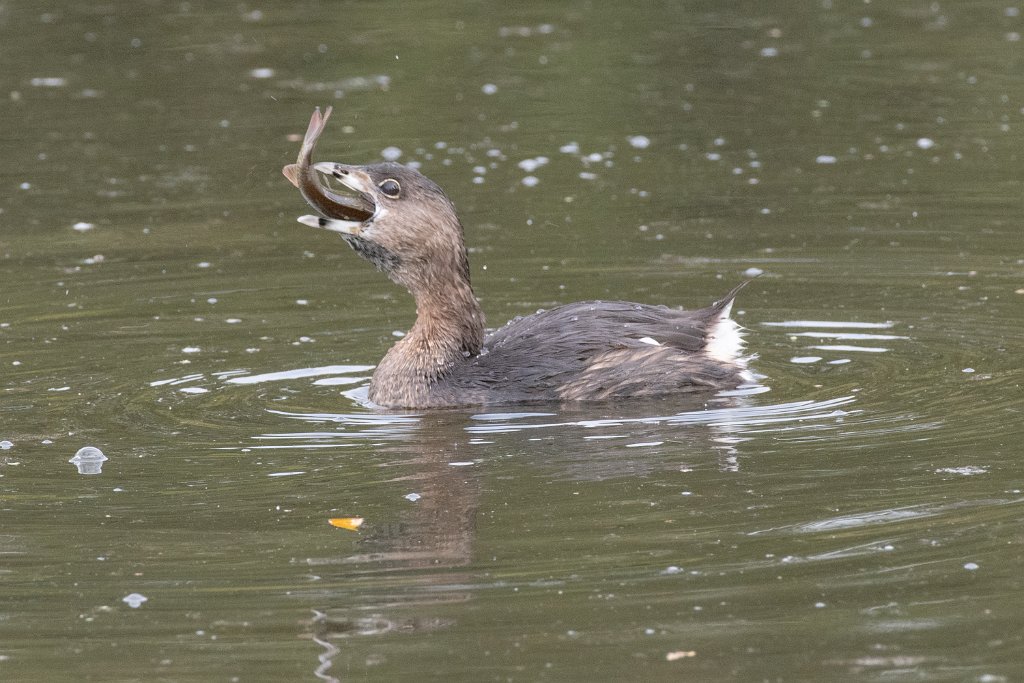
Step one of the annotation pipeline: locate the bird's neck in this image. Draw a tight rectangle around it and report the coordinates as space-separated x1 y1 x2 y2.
369 276 485 407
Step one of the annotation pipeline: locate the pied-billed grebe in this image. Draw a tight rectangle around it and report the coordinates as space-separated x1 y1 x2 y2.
283 107 753 409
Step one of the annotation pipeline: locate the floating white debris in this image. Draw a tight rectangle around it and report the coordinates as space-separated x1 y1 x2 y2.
0 440 12 450
404 492 422 502
481 83 498 94
295 299 309 306
268 471 305 477
627 135 651 149
122 593 148 608
250 67 275 79
72 222 95 232
381 146 402 161
181 346 201 354
743 267 764 277
448 461 475 467
963 562 979 571
916 137 935 150
815 155 838 164
962 367 975 373
69 446 108 475
178 387 209 394
521 175 539 187
560 142 580 154
760 47 779 58
625 441 664 448
790 356 822 364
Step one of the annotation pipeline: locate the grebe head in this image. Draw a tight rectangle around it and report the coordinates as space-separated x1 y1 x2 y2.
298 162 471 294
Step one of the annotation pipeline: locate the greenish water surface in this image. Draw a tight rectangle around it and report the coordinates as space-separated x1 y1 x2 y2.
1 2 1022 681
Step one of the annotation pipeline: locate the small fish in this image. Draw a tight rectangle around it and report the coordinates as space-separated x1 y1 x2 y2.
282 106 374 222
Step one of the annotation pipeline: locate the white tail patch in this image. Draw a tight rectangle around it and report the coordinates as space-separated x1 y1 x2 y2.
705 300 747 365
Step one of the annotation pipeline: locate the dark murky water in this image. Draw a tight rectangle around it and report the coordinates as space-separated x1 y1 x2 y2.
1 2 1022 681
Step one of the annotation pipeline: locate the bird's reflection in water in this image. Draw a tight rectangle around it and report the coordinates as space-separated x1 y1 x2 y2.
297 390 857 678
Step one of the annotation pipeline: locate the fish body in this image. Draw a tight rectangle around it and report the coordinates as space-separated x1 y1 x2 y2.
282 106 373 221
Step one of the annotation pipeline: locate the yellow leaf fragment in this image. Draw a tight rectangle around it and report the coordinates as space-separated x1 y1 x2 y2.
328 517 364 531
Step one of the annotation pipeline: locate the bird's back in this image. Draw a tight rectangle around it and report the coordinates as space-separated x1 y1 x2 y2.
439 285 749 404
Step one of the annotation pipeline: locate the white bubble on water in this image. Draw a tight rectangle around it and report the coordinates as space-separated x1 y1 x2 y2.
518 157 548 172
30 77 67 87
521 175 539 187
72 222 95 232
916 137 936 150
380 146 402 161
816 155 838 164
627 135 651 149
122 593 148 608
481 83 498 94
70 446 108 475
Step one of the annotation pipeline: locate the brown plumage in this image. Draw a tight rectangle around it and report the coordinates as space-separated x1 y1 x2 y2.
284 109 753 409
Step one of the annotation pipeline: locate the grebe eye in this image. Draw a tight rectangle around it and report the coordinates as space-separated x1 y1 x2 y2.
378 179 401 198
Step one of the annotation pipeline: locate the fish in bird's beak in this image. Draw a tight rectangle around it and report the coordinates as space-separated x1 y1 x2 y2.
282 107 374 222
297 162 380 235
